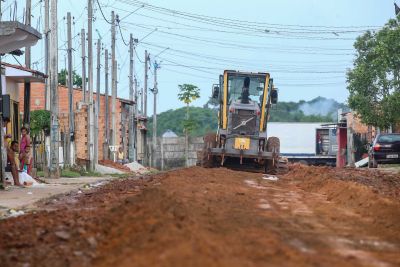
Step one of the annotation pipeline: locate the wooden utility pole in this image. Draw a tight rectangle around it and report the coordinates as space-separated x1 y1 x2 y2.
87 0 94 171
81 28 86 103
66 12 74 167
103 48 109 160
49 0 59 177
23 0 31 126
128 34 136 162
152 61 159 167
44 0 50 110
111 11 116 148
94 39 101 163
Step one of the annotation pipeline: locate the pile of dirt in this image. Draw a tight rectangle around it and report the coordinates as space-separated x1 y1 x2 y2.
98 160 131 173
284 164 400 235
0 166 400 267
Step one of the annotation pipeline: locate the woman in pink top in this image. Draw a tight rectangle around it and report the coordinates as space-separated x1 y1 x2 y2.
20 126 31 155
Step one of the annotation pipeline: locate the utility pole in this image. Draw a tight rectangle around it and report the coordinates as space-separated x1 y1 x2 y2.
128 34 136 162
134 76 138 161
104 48 109 160
143 50 149 165
111 11 116 149
23 0 31 126
49 0 59 177
144 50 148 117
66 12 74 167
81 28 86 103
44 0 50 110
152 61 159 168
94 39 101 163
87 0 94 171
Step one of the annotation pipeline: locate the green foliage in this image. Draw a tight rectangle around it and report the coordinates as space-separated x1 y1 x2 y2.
148 107 217 137
148 97 341 137
347 17 400 129
177 84 200 105
178 84 201 134
58 69 83 87
30 110 50 136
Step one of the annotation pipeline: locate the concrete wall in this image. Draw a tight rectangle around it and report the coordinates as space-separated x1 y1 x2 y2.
148 136 204 170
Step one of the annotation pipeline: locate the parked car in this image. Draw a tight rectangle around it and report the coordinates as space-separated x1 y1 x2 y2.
368 133 400 168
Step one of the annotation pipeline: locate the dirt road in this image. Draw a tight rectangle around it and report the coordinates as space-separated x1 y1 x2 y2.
1 165 400 267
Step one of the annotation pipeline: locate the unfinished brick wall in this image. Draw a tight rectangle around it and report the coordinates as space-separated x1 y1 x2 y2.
75 106 88 160
19 83 130 162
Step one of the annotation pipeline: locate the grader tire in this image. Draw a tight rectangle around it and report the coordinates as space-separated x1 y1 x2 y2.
201 133 217 168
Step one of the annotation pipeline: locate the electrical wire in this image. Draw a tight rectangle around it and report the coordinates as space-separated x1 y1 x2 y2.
96 0 112 24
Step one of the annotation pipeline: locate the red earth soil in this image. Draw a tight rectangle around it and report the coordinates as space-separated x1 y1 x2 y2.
0 165 399 267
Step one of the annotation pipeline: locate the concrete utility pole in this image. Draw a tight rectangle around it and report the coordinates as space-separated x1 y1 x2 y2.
103 49 109 160
134 76 138 161
49 0 59 177
23 0 31 126
144 50 148 117
66 12 74 167
111 11 116 148
94 39 101 163
44 0 50 110
152 61 159 167
87 0 95 171
128 34 136 162
143 50 149 165
81 28 86 103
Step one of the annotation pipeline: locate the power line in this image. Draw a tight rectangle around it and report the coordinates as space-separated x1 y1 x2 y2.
95 0 112 24
116 0 380 33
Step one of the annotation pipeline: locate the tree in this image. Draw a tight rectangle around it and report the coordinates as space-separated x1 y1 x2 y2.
178 84 200 167
347 17 400 130
58 69 83 87
30 110 50 136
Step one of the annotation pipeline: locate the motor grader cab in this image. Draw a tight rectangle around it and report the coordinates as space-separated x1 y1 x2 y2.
202 70 287 174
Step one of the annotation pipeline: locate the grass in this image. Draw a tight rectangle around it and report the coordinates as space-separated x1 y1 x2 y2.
33 168 103 178
61 169 81 178
80 171 103 177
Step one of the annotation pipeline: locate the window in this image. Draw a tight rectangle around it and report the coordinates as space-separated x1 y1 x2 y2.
227 74 266 104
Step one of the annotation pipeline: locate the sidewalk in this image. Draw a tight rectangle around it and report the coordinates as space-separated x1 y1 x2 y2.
0 176 119 218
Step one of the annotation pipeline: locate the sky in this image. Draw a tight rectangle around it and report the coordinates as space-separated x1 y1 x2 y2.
1 0 397 114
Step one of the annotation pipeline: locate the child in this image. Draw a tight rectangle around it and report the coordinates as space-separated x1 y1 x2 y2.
20 145 33 176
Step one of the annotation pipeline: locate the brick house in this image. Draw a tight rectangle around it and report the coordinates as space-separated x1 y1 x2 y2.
18 82 135 162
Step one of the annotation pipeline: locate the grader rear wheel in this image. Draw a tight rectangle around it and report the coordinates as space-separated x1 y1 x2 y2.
201 133 217 168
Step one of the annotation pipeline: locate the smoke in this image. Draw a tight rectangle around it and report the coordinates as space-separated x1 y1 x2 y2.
299 98 337 118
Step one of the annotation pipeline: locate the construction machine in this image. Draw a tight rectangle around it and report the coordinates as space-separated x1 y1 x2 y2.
201 70 288 174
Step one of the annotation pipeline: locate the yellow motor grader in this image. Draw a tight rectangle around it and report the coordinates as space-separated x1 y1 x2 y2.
201 70 288 174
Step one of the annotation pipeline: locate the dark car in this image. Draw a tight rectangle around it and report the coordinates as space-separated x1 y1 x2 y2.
368 133 400 168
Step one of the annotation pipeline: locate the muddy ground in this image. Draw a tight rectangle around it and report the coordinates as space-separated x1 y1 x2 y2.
0 165 399 267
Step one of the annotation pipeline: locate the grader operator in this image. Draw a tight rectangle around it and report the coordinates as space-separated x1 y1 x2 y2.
201 70 288 174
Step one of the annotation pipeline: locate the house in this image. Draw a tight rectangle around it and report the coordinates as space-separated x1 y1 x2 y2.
1 62 46 141
18 83 138 163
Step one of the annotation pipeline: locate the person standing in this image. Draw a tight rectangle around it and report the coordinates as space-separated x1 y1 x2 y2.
20 126 31 156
